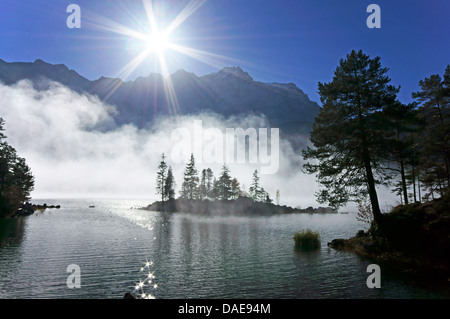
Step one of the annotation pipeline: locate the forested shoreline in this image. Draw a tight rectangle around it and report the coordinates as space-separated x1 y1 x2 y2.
302 50 449 222
301 50 449 279
0 118 34 218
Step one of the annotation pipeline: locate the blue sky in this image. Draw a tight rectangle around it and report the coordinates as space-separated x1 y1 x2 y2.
0 0 449 103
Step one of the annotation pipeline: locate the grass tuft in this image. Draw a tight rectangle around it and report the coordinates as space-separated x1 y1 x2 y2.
293 229 321 250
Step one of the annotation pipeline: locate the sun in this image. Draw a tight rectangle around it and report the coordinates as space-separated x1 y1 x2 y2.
145 29 170 53
86 0 242 115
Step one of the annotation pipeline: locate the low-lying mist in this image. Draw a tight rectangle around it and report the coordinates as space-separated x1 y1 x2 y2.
0 80 398 210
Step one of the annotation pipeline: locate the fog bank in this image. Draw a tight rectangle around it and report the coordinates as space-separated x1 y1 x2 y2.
0 80 398 210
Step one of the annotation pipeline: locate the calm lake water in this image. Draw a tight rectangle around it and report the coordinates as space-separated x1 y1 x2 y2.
0 199 448 299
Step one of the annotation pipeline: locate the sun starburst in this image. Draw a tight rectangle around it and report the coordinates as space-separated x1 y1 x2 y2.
83 0 244 116
132 259 159 299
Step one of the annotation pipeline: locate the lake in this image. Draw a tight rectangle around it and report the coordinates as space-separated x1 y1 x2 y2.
0 199 448 299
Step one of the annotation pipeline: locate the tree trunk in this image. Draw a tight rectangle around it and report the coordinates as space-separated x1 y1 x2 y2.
412 147 417 202
362 145 382 224
436 100 450 187
400 157 408 205
436 166 444 197
418 170 422 202
397 129 408 205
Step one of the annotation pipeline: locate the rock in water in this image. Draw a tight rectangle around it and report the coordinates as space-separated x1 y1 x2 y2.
123 292 138 299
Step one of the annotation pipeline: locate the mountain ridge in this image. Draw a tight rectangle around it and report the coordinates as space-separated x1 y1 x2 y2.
0 58 319 133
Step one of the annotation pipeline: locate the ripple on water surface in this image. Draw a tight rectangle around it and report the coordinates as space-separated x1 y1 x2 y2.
0 199 448 299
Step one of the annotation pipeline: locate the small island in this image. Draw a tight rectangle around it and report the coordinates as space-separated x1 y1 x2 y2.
145 153 337 216
141 196 336 216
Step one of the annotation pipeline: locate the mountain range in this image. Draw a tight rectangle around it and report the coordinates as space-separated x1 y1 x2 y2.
0 58 319 134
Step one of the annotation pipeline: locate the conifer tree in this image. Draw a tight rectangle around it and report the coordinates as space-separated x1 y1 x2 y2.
210 177 219 201
230 178 241 199
379 102 419 204
249 170 260 201
258 187 268 202
302 50 399 224
155 153 168 202
199 169 208 200
217 165 232 200
205 168 214 199
180 154 199 199
164 166 175 200
0 118 35 216
412 65 450 191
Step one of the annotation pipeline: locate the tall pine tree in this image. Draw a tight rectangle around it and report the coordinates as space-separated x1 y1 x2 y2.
249 170 260 201
412 65 450 191
180 154 199 199
205 168 214 199
164 166 175 200
302 50 399 224
155 153 168 203
230 178 241 199
379 102 419 204
217 165 232 200
199 169 208 200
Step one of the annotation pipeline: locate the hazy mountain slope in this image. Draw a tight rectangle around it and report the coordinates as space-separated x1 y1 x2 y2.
0 59 90 92
0 59 319 132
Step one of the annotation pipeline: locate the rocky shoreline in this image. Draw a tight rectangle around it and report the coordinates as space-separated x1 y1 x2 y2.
12 202 61 217
327 196 450 283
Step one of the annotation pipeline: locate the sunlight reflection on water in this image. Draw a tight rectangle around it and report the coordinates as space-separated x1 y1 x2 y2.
0 199 448 299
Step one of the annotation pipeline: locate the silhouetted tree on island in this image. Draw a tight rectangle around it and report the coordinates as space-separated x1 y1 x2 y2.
264 191 273 204
155 153 275 206
249 170 261 201
217 164 232 200
199 167 216 200
180 153 199 200
199 169 208 200
155 153 168 204
0 118 35 217
164 166 175 200
208 177 218 201
230 178 241 200
205 168 214 199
